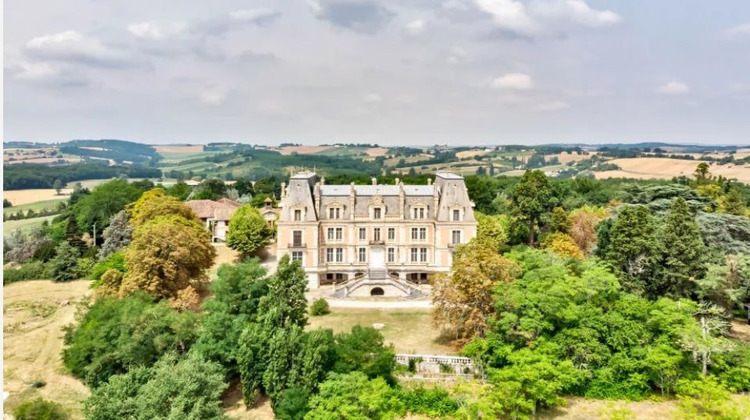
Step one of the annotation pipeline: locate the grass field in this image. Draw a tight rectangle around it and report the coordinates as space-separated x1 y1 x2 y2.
4 215 57 234
4 198 66 215
595 158 750 183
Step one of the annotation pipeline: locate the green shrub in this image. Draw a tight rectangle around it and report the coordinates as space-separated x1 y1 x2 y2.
3 261 48 284
90 251 126 282
275 386 310 420
400 385 458 417
13 398 68 420
407 356 423 373
309 298 331 316
33 240 58 262
49 242 80 282
74 257 96 279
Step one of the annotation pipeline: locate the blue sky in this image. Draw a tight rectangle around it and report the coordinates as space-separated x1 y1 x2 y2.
4 0 750 145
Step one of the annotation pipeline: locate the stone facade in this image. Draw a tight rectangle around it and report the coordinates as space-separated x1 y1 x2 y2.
276 172 477 295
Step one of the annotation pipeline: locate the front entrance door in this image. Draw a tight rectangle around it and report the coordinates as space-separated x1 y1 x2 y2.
370 247 385 269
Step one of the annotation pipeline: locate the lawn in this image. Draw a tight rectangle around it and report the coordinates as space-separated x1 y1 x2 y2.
307 308 458 355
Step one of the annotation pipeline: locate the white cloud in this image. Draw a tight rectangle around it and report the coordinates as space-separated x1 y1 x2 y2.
534 100 570 111
657 81 690 95
24 30 132 68
405 19 426 35
476 0 536 35
725 22 750 37
447 46 469 64
128 21 188 39
476 0 621 37
491 73 534 90
532 0 621 28
363 93 382 102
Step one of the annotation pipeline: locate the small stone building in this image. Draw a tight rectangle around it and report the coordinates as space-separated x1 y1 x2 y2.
186 198 241 242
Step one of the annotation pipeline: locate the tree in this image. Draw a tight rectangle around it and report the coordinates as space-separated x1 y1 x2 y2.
3 227 45 263
3 198 12 207
129 188 199 227
719 187 747 216
120 215 216 300
549 207 571 234
259 255 309 329
193 179 228 200
49 241 81 282
226 205 273 258
696 212 750 256
695 255 750 312
166 181 192 201
645 343 684 395
542 232 584 260
569 206 607 254
73 179 142 235
63 293 200 387
474 213 509 254
694 162 711 184
679 304 735 376
511 170 554 246
603 205 658 295
333 326 395 381
84 353 226 420
53 178 64 195
653 197 707 299
305 372 405 420
432 240 520 342
97 210 133 260
65 213 87 251
192 259 269 376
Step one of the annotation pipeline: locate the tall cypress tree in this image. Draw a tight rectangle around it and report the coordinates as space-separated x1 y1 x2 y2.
65 214 87 252
604 205 658 296
653 197 706 299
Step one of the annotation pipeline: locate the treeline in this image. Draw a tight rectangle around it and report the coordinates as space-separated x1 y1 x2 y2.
60 139 160 164
3 163 161 190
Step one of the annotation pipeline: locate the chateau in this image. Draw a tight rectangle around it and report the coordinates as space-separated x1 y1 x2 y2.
276 172 477 297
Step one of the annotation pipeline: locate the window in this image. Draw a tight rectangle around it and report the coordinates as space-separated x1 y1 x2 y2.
419 228 427 240
336 248 344 262
373 228 381 242
294 209 302 221
373 208 382 219
451 230 462 245
327 228 335 241
420 248 427 262
326 248 334 262
453 209 460 221
292 230 302 247
413 207 426 219
291 251 303 263
387 227 395 241
411 228 418 241
358 247 366 263
387 247 395 263
359 228 367 241
329 207 341 219
410 248 418 262
328 227 343 241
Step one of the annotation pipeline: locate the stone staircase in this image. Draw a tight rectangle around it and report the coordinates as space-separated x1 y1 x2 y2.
331 271 428 299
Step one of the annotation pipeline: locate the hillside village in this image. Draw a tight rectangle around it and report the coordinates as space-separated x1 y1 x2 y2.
3 141 750 419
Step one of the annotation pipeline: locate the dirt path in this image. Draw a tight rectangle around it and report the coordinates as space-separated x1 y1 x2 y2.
3 280 93 419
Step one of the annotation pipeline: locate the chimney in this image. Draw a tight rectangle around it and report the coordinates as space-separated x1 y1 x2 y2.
395 178 400 185
372 178 377 186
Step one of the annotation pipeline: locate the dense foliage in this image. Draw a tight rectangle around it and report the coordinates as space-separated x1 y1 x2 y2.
3 163 160 190
226 205 274 258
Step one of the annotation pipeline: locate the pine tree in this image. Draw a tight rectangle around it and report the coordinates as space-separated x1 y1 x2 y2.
604 205 658 296
65 214 87 252
654 197 706 299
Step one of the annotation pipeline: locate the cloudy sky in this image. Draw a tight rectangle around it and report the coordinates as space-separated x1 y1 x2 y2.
4 0 750 145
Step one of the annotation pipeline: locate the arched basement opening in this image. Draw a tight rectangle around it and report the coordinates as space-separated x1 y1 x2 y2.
370 287 385 296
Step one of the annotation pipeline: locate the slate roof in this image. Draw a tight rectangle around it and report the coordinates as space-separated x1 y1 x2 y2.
319 184 435 196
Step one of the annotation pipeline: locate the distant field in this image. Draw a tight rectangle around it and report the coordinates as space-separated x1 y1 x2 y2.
366 147 389 157
595 158 750 183
4 189 71 206
278 145 332 155
4 198 66 215
4 215 57 234
154 145 204 154
456 150 490 160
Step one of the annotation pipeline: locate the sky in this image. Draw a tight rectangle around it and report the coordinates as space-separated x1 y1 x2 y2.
4 0 750 146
